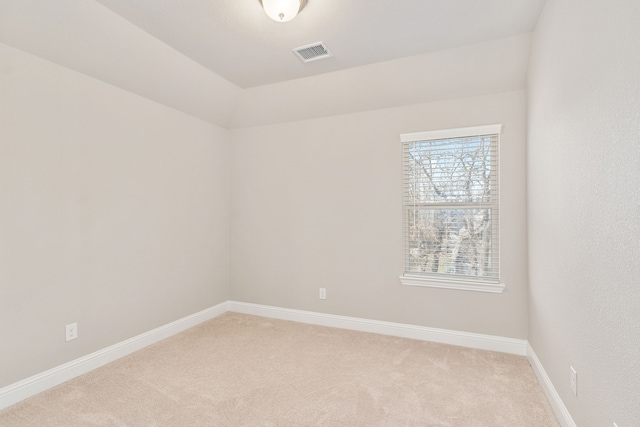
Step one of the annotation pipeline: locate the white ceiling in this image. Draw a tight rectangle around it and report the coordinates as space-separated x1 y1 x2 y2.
0 0 546 127
93 0 546 88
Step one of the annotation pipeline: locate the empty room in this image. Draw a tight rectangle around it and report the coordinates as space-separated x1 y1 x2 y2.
0 0 638 425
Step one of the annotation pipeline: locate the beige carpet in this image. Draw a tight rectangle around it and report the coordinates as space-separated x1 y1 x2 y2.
0 313 559 426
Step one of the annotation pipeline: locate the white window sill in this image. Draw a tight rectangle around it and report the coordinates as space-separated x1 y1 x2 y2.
399 275 505 293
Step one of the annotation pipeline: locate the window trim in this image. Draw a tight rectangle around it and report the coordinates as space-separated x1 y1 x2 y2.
400 124 503 144
400 124 504 293
399 274 505 293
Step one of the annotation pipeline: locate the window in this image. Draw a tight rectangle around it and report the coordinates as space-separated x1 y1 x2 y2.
400 125 503 293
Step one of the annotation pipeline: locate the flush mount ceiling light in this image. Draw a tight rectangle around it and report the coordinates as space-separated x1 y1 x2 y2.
259 0 307 23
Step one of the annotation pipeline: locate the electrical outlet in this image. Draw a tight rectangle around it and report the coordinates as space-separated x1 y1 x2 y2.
66 322 78 342
319 288 326 300
569 366 577 396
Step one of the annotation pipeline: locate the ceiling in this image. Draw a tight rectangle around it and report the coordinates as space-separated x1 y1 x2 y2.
92 0 547 88
0 0 546 127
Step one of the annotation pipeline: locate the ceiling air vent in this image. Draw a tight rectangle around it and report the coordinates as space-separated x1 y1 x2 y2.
293 41 332 63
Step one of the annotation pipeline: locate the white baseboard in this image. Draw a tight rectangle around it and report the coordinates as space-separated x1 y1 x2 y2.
527 343 576 427
228 301 527 356
0 300 542 414
0 301 228 411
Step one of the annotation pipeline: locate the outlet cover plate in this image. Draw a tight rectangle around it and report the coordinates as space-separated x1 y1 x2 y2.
570 366 577 396
66 322 78 341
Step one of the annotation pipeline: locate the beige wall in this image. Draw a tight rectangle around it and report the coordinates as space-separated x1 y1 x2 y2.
230 90 528 339
527 0 640 425
0 43 230 387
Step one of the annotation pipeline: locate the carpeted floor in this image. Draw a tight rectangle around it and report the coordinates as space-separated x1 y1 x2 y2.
0 313 559 426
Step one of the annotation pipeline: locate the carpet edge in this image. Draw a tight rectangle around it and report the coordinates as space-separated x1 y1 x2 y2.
228 301 527 355
527 343 576 427
0 301 229 411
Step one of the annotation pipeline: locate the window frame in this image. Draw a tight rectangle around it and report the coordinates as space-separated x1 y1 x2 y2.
399 124 504 293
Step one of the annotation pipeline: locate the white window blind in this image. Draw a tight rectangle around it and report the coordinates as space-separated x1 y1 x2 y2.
400 125 502 292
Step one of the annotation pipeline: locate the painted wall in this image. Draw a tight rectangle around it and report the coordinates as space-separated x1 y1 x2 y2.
230 90 528 339
0 43 230 387
527 0 640 425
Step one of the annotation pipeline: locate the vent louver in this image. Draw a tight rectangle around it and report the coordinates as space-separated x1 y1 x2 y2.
293 41 332 63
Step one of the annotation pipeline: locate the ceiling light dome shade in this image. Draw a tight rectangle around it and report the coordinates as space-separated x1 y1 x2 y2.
260 0 306 22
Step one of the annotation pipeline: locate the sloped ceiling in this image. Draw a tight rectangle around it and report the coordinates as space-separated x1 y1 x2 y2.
94 0 546 88
232 34 532 128
0 0 546 128
0 0 240 128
